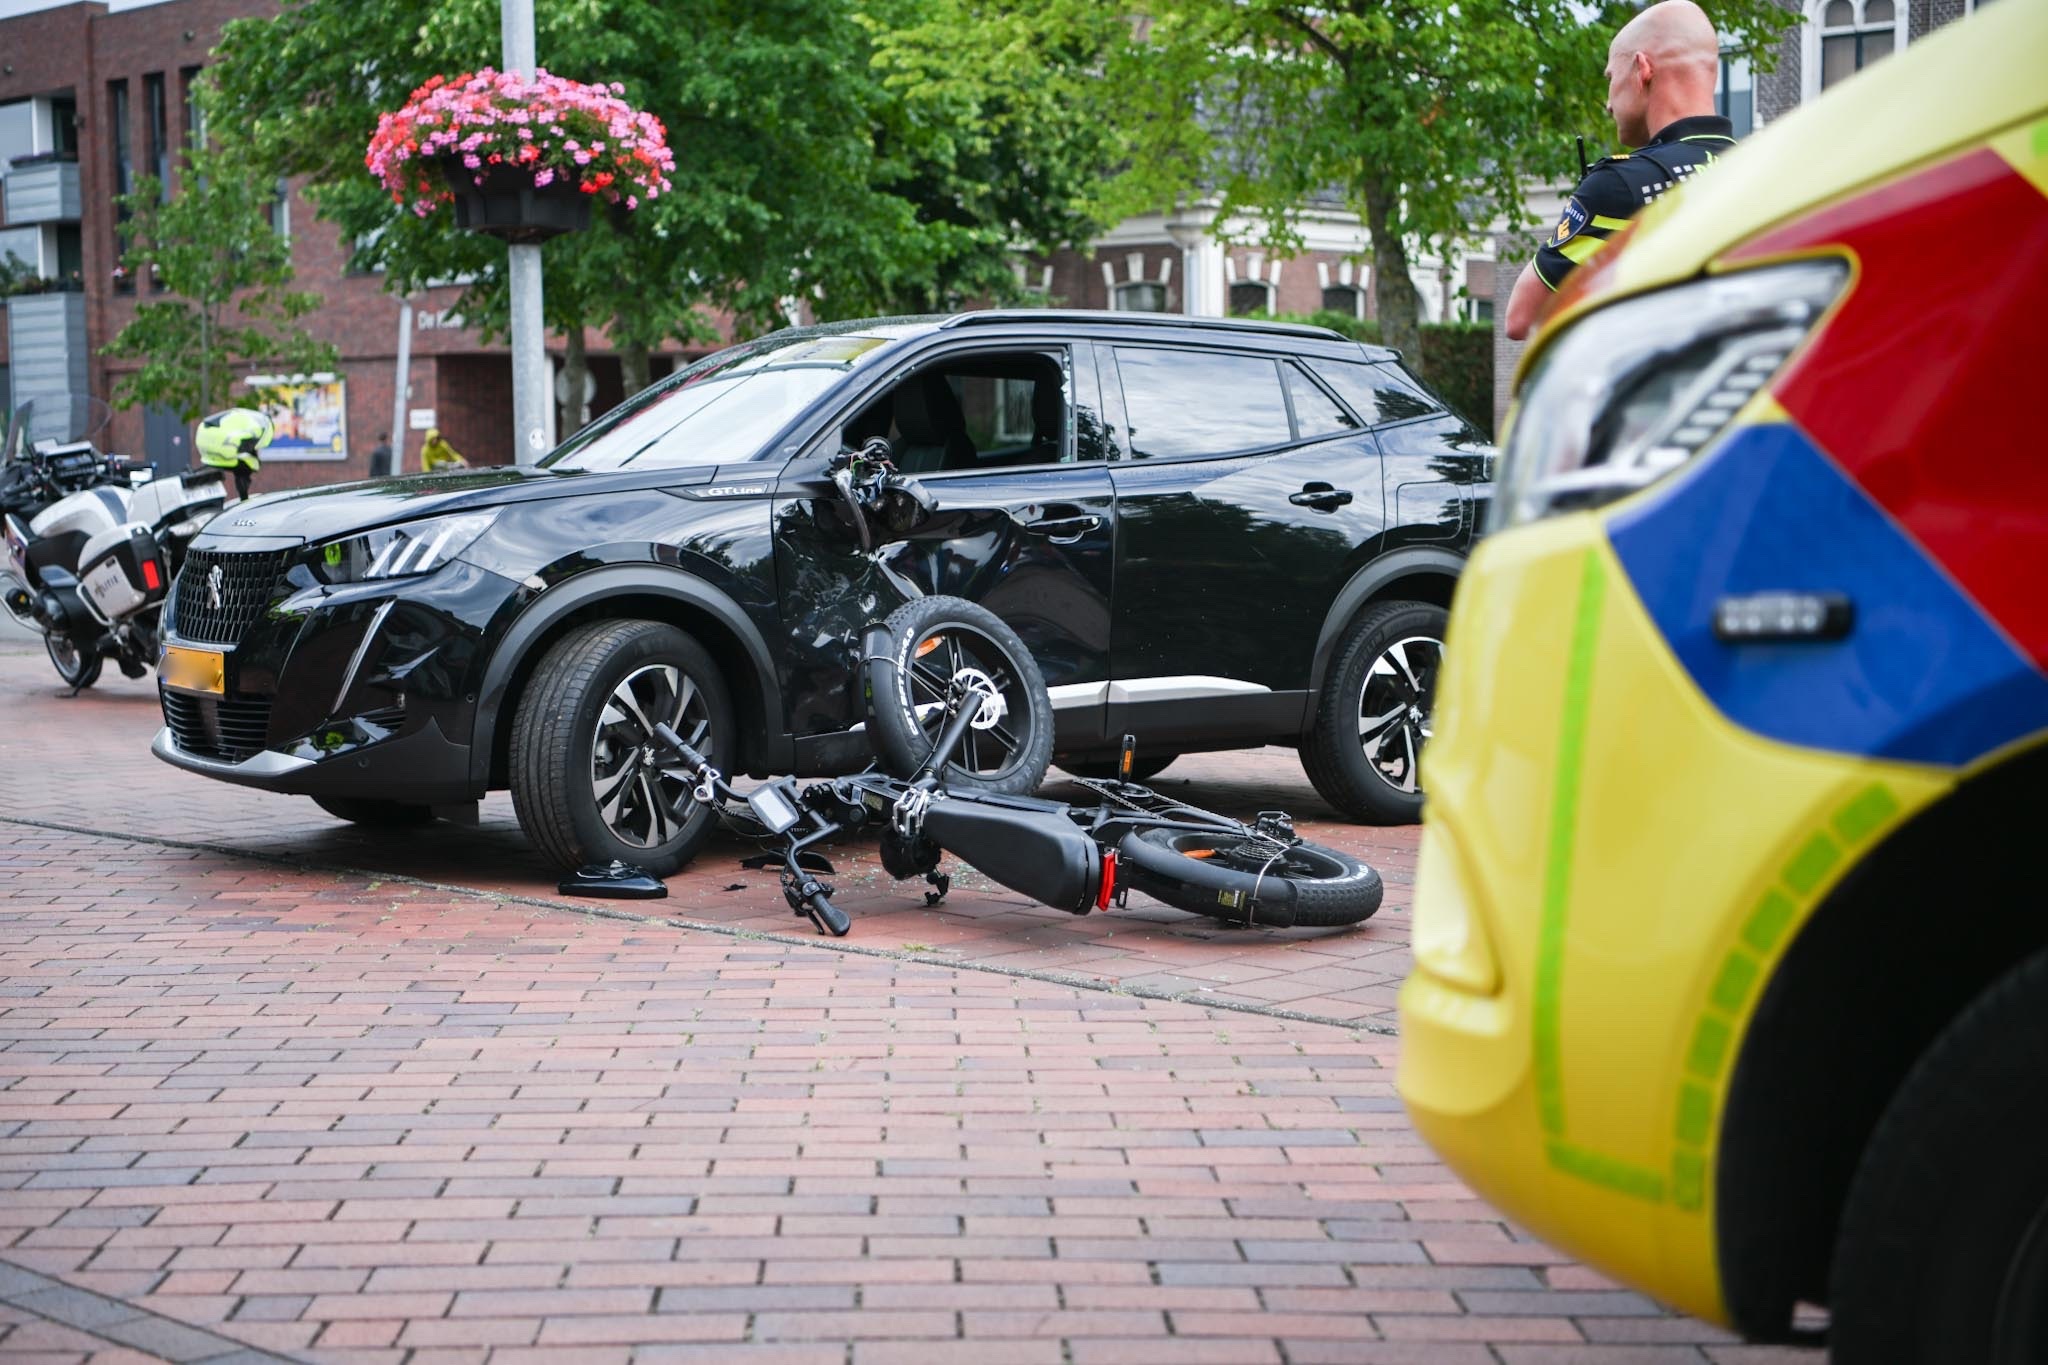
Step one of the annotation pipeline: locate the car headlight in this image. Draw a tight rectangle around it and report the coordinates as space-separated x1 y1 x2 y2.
310 511 498 584
1492 260 1846 531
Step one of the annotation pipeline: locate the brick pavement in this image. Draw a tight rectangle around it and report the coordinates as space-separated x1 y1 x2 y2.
0 817 1824 1364
0 646 1416 1027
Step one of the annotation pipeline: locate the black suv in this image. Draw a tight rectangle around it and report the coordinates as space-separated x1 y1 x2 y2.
153 310 1491 872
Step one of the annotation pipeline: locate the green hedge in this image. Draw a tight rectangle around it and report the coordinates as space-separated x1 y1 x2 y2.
1275 310 1494 439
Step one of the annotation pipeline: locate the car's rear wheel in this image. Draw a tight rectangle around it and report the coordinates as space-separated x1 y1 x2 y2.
1299 599 1445 824
509 619 734 877
1829 945 2048 1364
311 795 437 827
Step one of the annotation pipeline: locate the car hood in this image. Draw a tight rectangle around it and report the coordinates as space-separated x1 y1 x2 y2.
193 463 714 547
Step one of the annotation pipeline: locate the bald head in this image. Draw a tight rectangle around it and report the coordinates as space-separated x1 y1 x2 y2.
1603 0 1722 147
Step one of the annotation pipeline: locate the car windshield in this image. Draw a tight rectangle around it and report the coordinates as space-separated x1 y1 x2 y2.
542 331 899 472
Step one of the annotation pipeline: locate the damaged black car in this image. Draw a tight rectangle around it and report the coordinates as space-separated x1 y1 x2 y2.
152 310 1491 874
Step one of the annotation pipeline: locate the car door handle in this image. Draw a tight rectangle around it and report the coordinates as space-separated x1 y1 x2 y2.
1289 483 1353 511
1021 506 1104 543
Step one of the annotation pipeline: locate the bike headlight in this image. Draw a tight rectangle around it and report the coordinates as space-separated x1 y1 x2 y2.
310 511 498 584
1493 260 1846 531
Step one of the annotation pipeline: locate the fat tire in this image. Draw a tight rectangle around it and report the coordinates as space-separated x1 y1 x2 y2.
1059 752 1179 783
1116 826 1382 928
508 619 734 877
1300 599 1446 825
47 635 101 689
867 595 1052 796
1828 945 2048 1365
311 795 437 827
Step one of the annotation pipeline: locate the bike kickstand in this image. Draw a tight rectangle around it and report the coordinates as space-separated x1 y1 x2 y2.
923 870 951 907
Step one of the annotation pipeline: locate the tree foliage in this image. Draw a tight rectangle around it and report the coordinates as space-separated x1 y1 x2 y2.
202 0 1119 399
896 0 1793 367
99 146 339 422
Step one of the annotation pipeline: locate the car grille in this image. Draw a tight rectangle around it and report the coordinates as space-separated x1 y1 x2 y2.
171 549 289 646
162 691 274 763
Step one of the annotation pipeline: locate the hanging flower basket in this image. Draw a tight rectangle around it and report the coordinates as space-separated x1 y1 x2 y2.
366 68 675 244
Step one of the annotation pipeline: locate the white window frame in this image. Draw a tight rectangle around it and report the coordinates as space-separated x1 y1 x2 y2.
1803 0 1908 101
1319 282 1367 320
1112 280 1170 313
1227 279 1276 317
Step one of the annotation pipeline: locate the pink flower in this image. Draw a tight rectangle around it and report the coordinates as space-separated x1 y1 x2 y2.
533 169 554 187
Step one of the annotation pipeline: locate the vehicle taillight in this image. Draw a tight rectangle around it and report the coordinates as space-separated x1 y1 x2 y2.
141 558 162 592
1095 848 1118 911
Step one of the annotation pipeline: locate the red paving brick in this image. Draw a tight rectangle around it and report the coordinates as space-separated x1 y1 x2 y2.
0 637 1820 1361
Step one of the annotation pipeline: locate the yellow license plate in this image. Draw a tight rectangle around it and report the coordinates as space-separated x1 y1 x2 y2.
161 645 225 695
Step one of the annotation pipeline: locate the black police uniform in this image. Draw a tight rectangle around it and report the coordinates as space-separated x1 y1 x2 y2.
1533 114 1738 292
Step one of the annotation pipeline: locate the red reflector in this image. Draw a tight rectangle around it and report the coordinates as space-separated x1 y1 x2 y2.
140 558 162 591
1095 848 1117 911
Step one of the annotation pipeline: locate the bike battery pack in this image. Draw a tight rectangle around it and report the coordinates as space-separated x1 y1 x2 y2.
919 800 1101 915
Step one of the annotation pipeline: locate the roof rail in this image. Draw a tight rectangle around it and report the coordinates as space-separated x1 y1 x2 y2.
939 309 1351 342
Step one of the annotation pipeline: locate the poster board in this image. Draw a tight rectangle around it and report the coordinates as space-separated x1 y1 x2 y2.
241 373 348 461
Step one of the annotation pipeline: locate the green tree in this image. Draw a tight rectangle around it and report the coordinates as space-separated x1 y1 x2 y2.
99 146 338 421
906 0 1791 367
202 0 1116 405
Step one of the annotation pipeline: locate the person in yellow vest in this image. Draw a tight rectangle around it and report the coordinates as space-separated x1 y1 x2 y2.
420 428 468 473
195 408 275 502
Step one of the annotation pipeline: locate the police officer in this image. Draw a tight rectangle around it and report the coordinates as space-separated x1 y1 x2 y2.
1505 0 1735 340
195 408 275 502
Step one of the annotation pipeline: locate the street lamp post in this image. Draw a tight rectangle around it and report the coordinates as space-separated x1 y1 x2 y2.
501 0 548 466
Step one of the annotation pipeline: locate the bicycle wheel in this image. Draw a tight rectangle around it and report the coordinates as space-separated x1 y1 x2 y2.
1116 825 1382 928
867 595 1053 796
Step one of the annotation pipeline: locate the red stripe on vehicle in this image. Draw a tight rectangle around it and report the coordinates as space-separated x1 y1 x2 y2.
1730 147 2048 668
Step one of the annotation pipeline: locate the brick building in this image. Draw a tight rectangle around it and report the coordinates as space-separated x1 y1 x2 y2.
0 0 709 491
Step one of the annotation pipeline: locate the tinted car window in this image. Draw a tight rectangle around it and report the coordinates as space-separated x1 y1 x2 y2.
1284 363 1361 440
1308 357 1442 426
545 331 896 471
841 350 1078 474
1116 347 1292 459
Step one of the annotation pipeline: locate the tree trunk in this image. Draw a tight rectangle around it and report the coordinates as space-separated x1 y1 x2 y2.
620 339 651 398
561 327 590 435
1363 176 1425 376
199 308 212 416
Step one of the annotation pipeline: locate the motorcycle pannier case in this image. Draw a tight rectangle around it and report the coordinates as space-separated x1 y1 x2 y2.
77 524 168 624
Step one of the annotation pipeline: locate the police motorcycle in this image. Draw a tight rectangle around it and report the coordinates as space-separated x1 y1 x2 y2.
0 408 267 690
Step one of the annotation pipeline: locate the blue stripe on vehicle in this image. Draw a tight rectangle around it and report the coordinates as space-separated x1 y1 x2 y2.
1606 422 2048 768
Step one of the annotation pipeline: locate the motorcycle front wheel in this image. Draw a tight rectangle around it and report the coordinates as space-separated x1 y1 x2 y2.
1115 826 1382 929
46 634 102 690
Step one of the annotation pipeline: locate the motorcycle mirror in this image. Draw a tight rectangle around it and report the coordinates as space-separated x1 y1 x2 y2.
860 436 894 464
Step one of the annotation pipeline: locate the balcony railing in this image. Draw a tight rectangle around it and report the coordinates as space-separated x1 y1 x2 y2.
2 155 83 226
4 291 92 442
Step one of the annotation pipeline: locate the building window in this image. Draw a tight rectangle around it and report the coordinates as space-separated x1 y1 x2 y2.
1321 284 1366 319
1229 281 1275 317
1814 0 1902 94
1467 298 1494 323
0 99 32 168
180 67 205 150
1113 281 1168 313
1715 52 1754 136
268 180 291 243
144 74 169 194
51 97 77 159
109 80 134 294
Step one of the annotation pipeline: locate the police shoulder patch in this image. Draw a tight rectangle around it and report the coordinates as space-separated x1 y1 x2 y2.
1546 196 1591 249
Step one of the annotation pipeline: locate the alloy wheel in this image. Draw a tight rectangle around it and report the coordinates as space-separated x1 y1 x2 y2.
1357 634 1441 794
903 624 1032 781
589 663 711 849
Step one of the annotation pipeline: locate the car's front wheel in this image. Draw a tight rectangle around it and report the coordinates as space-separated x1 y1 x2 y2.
509 619 735 877
1299 599 1446 825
